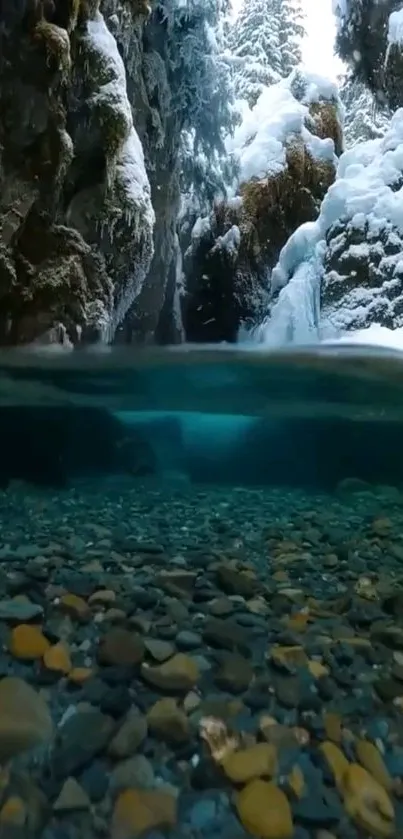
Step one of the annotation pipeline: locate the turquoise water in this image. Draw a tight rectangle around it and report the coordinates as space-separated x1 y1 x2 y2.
2 344 403 839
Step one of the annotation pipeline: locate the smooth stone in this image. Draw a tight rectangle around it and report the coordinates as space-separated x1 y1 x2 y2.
112 789 177 839
175 630 202 651
98 628 145 667
0 600 43 621
0 677 53 760
53 710 115 777
53 777 91 812
236 780 293 839
214 652 254 694
110 755 155 792
222 743 277 783
147 698 190 744
144 639 175 662
108 709 148 759
189 798 218 830
141 653 199 691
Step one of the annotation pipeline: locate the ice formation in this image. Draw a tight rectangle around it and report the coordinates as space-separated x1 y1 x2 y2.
259 107 403 349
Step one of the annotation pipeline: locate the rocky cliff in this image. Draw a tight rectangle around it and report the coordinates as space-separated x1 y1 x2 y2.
181 72 342 343
0 0 186 346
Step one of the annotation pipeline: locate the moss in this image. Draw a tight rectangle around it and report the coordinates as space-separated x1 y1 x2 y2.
308 101 344 157
33 19 71 78
130 0 152 16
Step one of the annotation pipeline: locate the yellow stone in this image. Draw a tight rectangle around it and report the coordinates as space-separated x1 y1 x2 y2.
236 780 293 839
324 713 342 743
9 625 50 660
222 743 277 783
356 740 392 792
141 653 199 691
60 593 91 621
43 642 72 675
68 667 94 685
285 612 310 633
319 741 349 791
308 660 329 679
112 789 177 839
270 645 308 668
288 765 305 799
0 796 26 826
343 763 395 837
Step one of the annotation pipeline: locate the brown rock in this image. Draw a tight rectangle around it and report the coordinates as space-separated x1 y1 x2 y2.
216 566 257 598
108 710 148 759
0 796 26 826
9 625 50 660
68 667 94 685
270 645 308 670
236 780 293 839
147 698 190 744
88 590 117 606
60 593 91 622
222 743 277 783
155 570 197 597
43 642 72 675
112 789 177 839
203 618 250 654
0 677 53 760
98 628 145 667
141 653 199 691
214 652 254 693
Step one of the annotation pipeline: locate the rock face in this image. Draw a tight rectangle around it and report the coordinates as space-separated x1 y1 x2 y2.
319 110 403 334
0 0 184 346
181 72 342 343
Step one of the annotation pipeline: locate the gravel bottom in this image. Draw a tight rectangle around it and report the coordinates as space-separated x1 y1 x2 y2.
0 477 403 839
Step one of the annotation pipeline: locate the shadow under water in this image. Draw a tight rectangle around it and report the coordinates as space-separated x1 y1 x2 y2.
1 343 403 839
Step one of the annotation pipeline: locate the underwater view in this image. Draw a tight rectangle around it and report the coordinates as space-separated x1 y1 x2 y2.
0 344 401 839
6 0 403 833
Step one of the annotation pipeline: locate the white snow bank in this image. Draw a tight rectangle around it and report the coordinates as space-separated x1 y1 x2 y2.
327 323 403 348
226 71 341 184
261 107 403 346
388 7 403 47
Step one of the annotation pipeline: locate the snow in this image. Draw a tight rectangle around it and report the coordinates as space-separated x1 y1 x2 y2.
227 72 340 184
213 225 241 255
259 107 403 348
388 7 403 47
83 11 154 332
191 215 211 240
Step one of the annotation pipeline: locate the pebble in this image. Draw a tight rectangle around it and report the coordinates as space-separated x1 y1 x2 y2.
3 481 403 839
0 676 53 760
236 779 293 838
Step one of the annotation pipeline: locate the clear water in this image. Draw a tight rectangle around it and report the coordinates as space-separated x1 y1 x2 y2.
2 343 403 839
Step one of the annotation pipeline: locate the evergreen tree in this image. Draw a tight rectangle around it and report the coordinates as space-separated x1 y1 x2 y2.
339 73 391 148
159 0 237 203
229 0 305 108
229 0 282 107
277 0 305 76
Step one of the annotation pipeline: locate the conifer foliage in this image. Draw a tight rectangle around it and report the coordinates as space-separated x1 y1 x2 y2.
229 0 305 107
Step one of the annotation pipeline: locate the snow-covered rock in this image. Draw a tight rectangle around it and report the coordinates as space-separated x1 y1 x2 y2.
182 70 342 342
260 107 403 343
